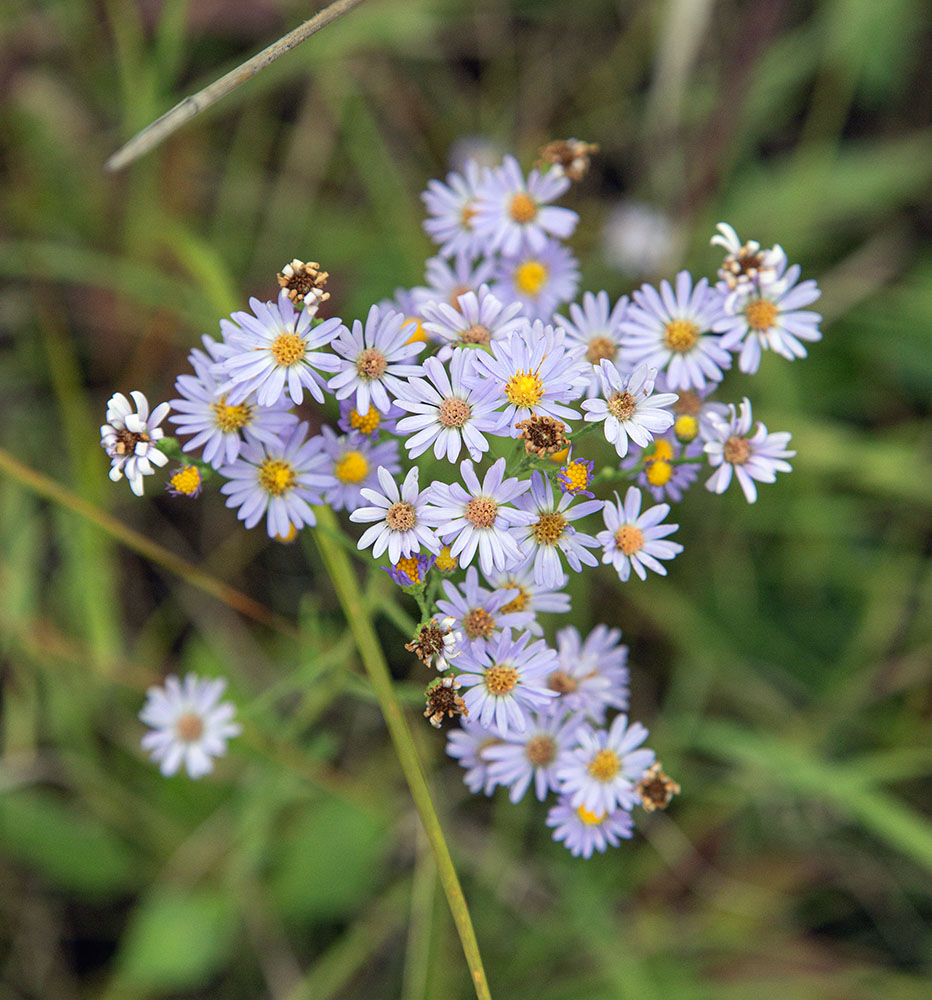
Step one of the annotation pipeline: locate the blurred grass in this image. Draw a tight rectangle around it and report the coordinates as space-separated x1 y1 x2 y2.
1 0 931 997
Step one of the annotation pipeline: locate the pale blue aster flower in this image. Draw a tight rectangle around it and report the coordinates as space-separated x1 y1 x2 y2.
382 552 436 587
482 555 572 634
472 154 577 257
328 305 425 416
618 271 738 391
546 794 634 858
139 673 241 779
215 290 344 407
548 625 629 725
555 290 631 396
100 390 171 497
555 714 655 815
620 436 702 504
394 352 502 463
423 458 534 576
421 159 489 258
581 361 678 458
446 716 503 796
349 465 441 563
491 238 580 322
337 398 402 440
454 629 559 735
421 284 525 362
597 486 683 582
703 397 795 503
412 252 496 314
218 422 335 538
318 425 400 512
513 471 603 588
483 710 584 804
435 565 535 654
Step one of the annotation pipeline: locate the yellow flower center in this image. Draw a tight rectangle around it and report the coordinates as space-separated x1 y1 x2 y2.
509 191 538 224
548 446 570 465
514 260 549 297
531 511 567 545
258 458 296 497
435 545 458 573
439 398 471 428
614 525 644 555
587 748 620 782
646 460 673 486
663 319 699 353
607 391 637 421
723 435 751 465
585 336 617 364
744 298 779 331
576 805 606 826
335 450 369 483
674 414 698 443
211 395 253 432
505 370 545 408
484 664 519 696
403 316 428 344
169 466 201 495
275 524 299 544
175 711 204 742
499 583 530 615
460 201 477 227
271 332 306 367
463 607 496 640
349 408 381 435
647 439 675 463
526 735 556 767
394 555 423 583
561 460 591 493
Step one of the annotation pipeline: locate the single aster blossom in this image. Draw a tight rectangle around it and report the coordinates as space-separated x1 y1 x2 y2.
435 565 536 653
423 458 534 576
318 425 400 512
165 465 203 498
446 716 504 796
546 795 635 859
547 625 630 725
216 290 343 407
421 159 488 258
556 455 595 498
618 271 737 391
406 615 461 671
455 629 559 735
349 465 441 563
472 154 577 256
218 422 335 538
170 339 298 469
581 361 678 458
139 673 241 779
394 351 502 463
491 238 580 322
337 398 402 440
468 323 589 436
482 556 571 634
597 486 683 582
421 284 524 361
710 222 786 294
384 552 436 588
483 710 584 803
555 714 655 815
513 471 603 588
555 290 630 397
100 390 171 497
621 436 702 504
703 397 795 503
328 305 425 416
713 262 822 374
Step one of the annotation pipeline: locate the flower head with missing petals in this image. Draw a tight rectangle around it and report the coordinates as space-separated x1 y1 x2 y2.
139 673 241 778
349 465 441 563
100 391 171 496
597 486 683 582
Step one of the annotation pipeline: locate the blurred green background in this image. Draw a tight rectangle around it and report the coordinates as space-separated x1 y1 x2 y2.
2 0 931 997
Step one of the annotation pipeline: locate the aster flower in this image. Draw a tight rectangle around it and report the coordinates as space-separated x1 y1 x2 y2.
472 154 577 256
491 238 580 322
547 625 630 725
601 200 679 278
423 458 534 576
513 472 603 588
100 390 171 496
383 552 436 588
318 425 401 512
215 290 343 407
555 290 630 396
337 398 402 440
424 676 468 729
621 436 702 504
546 795 635 859
618 271 737 391
349 465 441 562
421 284 524 361
406 615 461 671
713 262 822 374
435 566 536 653
170 339 298 469
482 556 571 634
421 158 488 258
581 361 678 458
139 673 241 779
165 465 203 498
446 716 504 796
556 455 595 498
454 629 558 735
218 422 335 538
413 252 496 314
703 397 795 503
597 486 683 582
483 710 584 803
555 714 655 815
710 222 786 294
328 305 425 416
468 323 589 436
394 352 502 463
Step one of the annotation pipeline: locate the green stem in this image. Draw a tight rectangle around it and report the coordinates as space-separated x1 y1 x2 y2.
311 506 492 1000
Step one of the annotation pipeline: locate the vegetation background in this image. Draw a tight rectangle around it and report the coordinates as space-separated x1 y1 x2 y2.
1 0 931 997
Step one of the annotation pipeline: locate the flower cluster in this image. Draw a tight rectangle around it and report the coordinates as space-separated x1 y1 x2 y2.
107 143 821 854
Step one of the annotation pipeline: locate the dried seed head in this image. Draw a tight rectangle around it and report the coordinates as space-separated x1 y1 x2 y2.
538 139 600 182
636 762 680 812
277 259 330 305
405 617 461 670
514 414 568 457
424 676 467 729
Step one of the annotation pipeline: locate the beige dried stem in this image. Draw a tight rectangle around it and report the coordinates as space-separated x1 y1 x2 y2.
105 0 368 172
